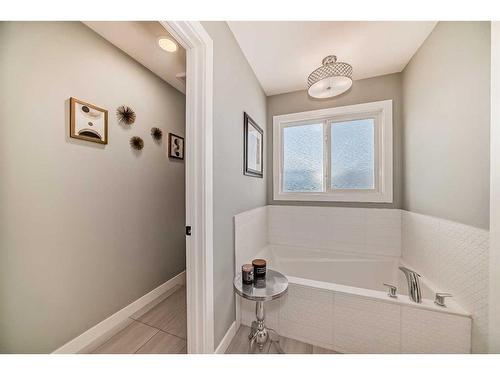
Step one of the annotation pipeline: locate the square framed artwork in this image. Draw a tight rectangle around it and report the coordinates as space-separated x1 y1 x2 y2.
243 112 263 178
70 97 108 144
168 133 185 160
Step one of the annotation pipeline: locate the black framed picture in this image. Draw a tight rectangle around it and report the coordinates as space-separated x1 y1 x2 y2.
243 112 263 178
168 133 185 160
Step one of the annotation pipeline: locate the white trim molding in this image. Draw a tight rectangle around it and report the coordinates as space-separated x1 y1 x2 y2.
161 21 214 354
214 321 237 354
273 100 393 203
489 21 500 354
52 271 186 354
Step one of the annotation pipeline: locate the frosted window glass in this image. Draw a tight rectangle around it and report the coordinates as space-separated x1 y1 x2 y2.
283 123 324 192
331 119 375 189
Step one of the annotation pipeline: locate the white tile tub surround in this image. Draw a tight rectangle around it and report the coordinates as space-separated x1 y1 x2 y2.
233 206 481 353
234 205 402 262
239 283 471 354
268 206 402 257
401 211 489 353
334 293 401 354
401 306 472 354
234 206 269 330
234 206 268 272
279 283 334 348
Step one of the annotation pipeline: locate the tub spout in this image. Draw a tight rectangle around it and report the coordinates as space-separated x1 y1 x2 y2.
399 266 422 303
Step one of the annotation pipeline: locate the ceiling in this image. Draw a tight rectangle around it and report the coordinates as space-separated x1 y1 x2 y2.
84 21 186 93
228 21 437 96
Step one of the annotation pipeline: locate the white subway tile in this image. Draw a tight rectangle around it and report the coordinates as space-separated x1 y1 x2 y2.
401 306 471 353
401 211 488 353
333 293 401 353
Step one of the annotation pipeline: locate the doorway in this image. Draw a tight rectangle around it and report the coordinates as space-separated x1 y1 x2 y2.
34 21 214 355
164 21 214 354
73 20 189 354
79 21 215 354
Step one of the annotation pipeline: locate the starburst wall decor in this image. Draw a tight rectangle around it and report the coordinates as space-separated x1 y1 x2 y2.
116 105 136 125
151 127 163 141
129 136 144 150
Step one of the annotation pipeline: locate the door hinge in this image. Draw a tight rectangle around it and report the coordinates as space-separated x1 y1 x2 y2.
185 226 192 236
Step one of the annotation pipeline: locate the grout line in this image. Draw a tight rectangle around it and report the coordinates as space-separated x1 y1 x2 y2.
129 285 187 341
129 317 187 341
92 286 187 354
133 330 161 354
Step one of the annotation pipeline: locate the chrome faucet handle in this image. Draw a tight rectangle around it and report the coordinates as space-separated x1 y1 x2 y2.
434 293 452 307
383 283 398 298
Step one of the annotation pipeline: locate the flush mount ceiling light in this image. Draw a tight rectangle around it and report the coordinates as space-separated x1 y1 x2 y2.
158 37 177 53
307 55 353 99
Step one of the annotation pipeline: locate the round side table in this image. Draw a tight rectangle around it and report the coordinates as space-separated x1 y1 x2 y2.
233 269 288 353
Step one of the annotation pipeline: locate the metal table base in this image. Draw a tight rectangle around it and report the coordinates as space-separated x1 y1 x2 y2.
248 301 284 353
233 269 289 354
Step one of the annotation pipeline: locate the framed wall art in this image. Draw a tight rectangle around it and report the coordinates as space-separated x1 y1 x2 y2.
168 133 185 160
70 97 108 144
243 112 263 178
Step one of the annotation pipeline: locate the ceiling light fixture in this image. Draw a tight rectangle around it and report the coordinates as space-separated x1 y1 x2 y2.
307 55 353 99
158 37 177 53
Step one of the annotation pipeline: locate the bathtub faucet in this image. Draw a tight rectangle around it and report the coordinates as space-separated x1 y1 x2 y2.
398 266 422 303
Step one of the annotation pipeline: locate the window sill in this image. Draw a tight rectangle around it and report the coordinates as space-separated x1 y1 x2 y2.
273 190 393 203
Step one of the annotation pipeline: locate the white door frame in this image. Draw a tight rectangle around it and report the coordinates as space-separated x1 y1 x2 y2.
489 21 500 353
160 21 214 354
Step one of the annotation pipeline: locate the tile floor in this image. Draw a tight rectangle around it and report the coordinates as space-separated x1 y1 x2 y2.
90 284 336 354
225 325 338 354
92 285 187 354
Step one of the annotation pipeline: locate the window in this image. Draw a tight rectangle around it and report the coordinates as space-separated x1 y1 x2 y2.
273 100 393 202
330 119 374 190
283 123 323 192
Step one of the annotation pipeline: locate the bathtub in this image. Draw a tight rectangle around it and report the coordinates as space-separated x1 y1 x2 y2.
235 206 472 353
238 245 471 353
259 245 466 313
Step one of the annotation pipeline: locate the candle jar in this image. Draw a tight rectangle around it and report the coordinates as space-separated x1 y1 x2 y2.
241 264 254 285
252 259 267 279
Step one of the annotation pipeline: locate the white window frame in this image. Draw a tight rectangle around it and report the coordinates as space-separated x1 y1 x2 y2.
273 100 393 203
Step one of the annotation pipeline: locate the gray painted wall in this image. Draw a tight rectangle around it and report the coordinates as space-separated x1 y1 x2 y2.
0 22 186 353
402 21 491 229
266 73 403 208
201 22 267 348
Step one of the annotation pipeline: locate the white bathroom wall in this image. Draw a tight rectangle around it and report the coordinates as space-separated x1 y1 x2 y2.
401 211 489 353
268 206 401 257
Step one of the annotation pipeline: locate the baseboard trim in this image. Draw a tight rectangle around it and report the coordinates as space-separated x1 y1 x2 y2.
215 321 237 354
52 271 186 354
